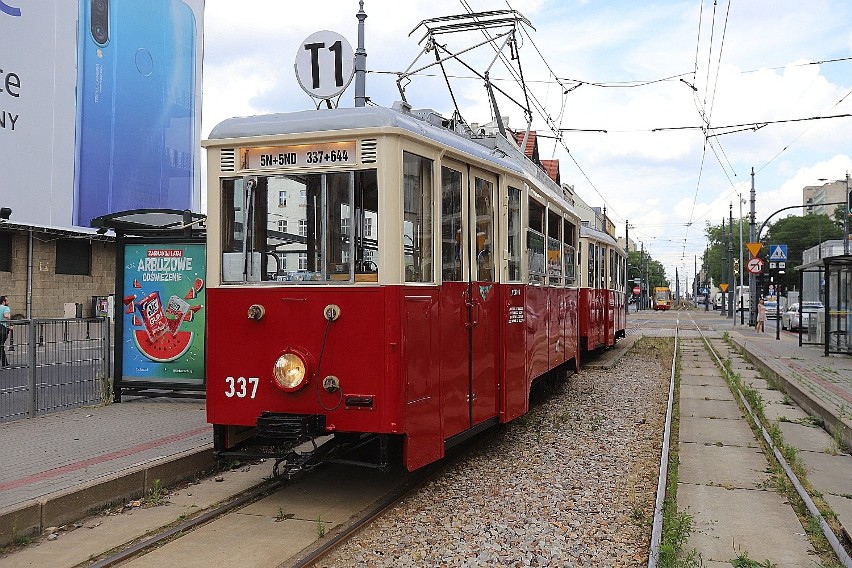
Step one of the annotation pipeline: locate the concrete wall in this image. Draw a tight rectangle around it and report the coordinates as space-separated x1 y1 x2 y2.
0 227 115 319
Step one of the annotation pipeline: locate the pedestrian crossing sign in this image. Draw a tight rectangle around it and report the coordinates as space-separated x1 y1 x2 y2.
769 244 788 261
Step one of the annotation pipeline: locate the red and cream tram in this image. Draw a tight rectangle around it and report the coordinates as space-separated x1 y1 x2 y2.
578 225 627 352
203 103 625 473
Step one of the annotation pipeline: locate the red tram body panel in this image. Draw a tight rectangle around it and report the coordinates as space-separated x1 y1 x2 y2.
203 104 626 473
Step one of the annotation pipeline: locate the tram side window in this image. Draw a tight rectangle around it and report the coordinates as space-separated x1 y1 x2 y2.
599 245 606 289
220 170 378 283
507 187 522 282
441 166 463 282
527 198 546 284
588 242 596 288
474 177 495 282
563 218 576 286
403 152 433 283
609 248 616 290
547 209 562 286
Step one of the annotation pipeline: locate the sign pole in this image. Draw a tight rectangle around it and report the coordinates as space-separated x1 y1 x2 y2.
749 168 757 327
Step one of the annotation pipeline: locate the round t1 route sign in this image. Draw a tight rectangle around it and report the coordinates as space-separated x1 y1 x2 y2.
747 257 764 274
295 30 355 100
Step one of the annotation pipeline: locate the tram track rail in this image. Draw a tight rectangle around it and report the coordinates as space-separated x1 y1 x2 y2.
87 475 288 568
681 312 852 568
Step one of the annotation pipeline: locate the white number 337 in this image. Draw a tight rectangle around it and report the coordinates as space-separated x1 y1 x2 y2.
225 376 259 399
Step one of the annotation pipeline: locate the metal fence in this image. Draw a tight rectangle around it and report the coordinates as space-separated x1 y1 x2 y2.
0 318 111 422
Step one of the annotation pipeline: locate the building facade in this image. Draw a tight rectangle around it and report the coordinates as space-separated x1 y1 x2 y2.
804 180 846 216
0 223 115 319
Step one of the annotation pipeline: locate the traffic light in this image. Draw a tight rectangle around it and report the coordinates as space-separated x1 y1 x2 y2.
848 188 852 215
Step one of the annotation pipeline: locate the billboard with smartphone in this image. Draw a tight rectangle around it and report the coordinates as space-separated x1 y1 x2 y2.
0 0 204 229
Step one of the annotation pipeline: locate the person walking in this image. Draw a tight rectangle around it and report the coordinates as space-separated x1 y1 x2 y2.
0 295 10 366
756 298 766 334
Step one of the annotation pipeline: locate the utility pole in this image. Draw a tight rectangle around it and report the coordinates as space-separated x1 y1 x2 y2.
675 266 680 307
728 202 734 319
721 217 727 314
749 168 757 327
846 172 850 255
640 242 644 311
694 255 698 305
625 220 630 315
739 193 744 325
354 1 368 107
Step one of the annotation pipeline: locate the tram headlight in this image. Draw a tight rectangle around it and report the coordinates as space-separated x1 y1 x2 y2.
273 353 308 391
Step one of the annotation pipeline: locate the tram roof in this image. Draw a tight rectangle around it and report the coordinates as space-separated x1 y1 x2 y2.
208 104 549 188
580 224 619 247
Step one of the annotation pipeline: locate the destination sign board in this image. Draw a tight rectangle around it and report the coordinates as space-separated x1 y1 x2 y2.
243 141 357 170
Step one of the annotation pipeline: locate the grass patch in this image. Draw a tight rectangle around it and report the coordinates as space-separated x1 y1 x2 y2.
657 338 701 567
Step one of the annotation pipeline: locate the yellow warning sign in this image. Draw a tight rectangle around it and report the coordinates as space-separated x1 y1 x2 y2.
719 283 729 292
746 242 762 258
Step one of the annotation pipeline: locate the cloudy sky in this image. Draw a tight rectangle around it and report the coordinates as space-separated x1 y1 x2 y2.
202 0 852 286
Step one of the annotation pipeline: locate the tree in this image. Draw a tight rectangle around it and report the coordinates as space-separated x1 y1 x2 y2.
627 250 669 296
702 218 749 288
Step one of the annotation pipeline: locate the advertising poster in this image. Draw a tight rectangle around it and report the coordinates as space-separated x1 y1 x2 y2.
122 243 205 384
0 0 204 230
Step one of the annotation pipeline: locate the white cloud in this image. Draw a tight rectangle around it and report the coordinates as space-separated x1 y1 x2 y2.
200 0 852 283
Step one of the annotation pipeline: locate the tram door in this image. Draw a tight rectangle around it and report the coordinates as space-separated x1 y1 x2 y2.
439 164 499 438
467 169 500 425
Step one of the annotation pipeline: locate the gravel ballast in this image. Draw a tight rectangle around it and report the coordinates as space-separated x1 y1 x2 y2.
321 339 671 567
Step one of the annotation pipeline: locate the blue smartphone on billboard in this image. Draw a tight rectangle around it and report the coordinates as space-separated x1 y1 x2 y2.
74 0 197 228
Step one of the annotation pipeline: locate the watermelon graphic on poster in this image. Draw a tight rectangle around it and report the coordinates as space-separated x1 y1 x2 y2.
122 243 206 383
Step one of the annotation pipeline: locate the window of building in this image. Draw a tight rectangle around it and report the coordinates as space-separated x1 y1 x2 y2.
0 233 10 272
278 190 287 207
56 239 91 275
278 220 287 233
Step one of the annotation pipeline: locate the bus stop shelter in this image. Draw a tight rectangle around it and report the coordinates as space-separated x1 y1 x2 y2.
798 254 852 356
92 209 207 400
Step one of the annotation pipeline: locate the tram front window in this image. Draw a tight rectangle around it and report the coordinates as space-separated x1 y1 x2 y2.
220 170 379 283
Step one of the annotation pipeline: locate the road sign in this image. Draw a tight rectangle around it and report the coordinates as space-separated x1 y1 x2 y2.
719 283 729 292
633 286 640 294
747 257 764 274
769 244 788 261
746 242 762 258
295 30 356 100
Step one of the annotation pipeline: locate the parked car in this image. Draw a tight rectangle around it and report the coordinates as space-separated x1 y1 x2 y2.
781 302 824 331
765 300 781 320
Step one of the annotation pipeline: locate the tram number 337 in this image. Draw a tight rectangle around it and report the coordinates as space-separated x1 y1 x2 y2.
224 376 259 399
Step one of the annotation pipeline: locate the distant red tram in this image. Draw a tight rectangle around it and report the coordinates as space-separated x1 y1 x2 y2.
203 103 626 473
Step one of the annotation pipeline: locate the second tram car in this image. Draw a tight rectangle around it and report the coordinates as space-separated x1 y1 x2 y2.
203 103 626 474
654 286 672 311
